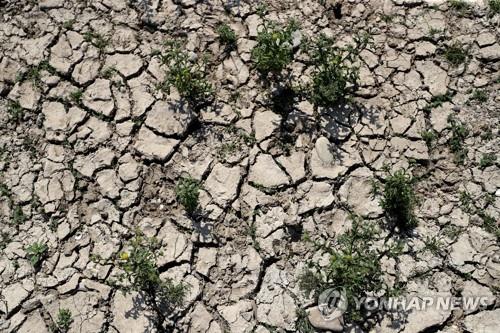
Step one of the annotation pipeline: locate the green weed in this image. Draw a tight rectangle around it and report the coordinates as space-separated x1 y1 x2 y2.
56 308 73 332
489 0 500 14
380 169 418 230
479 153 497 169
7 101 23 123
299 216 385 322
26 242 48 268
251 20 298 75
175 177 200 214
305 33 370 108
217 23 237 47
447 115 469 164
116 231 189 328
159 40 212 107
444 42 468 66
469 89 488 104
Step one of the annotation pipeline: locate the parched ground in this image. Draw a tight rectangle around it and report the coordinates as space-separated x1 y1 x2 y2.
0 0 499 332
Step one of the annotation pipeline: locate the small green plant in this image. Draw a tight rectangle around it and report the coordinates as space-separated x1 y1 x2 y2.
217 23 237 47
56 308 73 332
444 42 468 66
305 33 370 108
159 40 212 107
481 127 493 141
479 153 497 169
101 66 117 79
12 205 26 225
380 169 418 230
256 2 268 17
7 101 23 123
0 183 10 197
447 115 469 164
251 20 298 75
116 231 189 329
421 130 437 148
175 177 200 214
26 242 48 268
489 0 500 14
83 30 108 50
423 236 442 255
423 92 453 113
295 308 315 333
69 89 83 105
0 231 11 251
16 60 55 87
448 0 471 13
428 27 442 39
380 13 394 23
480 212 500 239
459 190 474 213
469 89 488 104
62 19 75 30
299 216 385 322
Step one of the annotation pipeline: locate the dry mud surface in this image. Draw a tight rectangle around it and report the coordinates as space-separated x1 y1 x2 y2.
0 0 499 332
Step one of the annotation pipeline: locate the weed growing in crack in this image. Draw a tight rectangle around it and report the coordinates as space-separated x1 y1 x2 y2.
0 232 11 251
175 176 200 215
101 66 117 79
115 231 189 329
380 13 395 23
251 20 298 75
16 60 55 88
217 23 237 47
55 308 73 333
448 0 471 14
69 89 83 105
444 42 468 66
423 236 442 255
62 19 75 30
11 205 26 225
479 153 497 169
295 308 315 333
0 183 10 198
158 40 213 107
7 101 23 123
459 190 474 213
299 216 386 323
305 32 370 108
83 30 109 51
26 242 48 268
469 89 488 104
423 92 453 113
447 115 469 164
380 169 418 231
442 225 463 241
489 0 500 14
421 130 437 149
480 212 500 239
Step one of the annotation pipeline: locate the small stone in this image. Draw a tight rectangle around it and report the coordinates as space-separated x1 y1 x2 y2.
463 308 500 333
111 292 153 332
104 53 143 78
249 154 289 188
253 110 281 141
307 307 343 332
415 41 436 57
204 163 242 206
416 61 449 96
478 44 500 61
134 126 179 161
145 100 194 137
82 79 114 117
